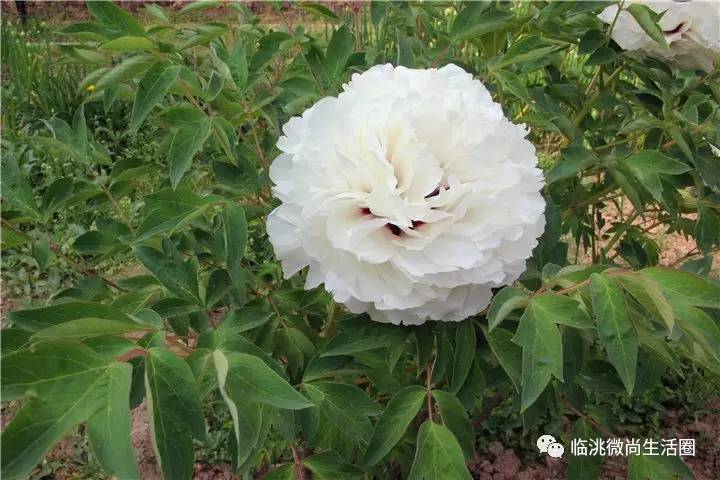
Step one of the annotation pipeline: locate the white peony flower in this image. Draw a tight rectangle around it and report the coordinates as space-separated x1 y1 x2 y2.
267 64 546 325
599 0 720 72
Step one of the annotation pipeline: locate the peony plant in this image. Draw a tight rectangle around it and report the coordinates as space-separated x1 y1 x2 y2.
1 1 719 480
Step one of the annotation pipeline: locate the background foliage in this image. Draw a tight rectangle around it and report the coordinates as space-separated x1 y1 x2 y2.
1 1 720 479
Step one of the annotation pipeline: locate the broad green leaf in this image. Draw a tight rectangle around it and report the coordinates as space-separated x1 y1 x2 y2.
618 273 674 331
133 187 221 242
88 362 139 480
363 385 426 467
218 307 272 334
589 274 638 395
305 381 379 445
178 0 220 16
481 326 522 390
0 362 121 480
512 300 563 411
640 267 720 309
31 237 50 272
87 0 146 37
451 4 513 42
8 301 136 332
432 391 474 459
566 419 602 480
96 54 156 89
408 421 472 480
322 323 404 356
1 341 109 401
299 3 340 21
493 69 532 104
222 202 247 283
450 320 476 393
531 293 593 329
303 451 363 480
134 238 201 304
627 454 693 480
101 35 154 52
547 147 597 184
324 25 354 81
145 347 205 480
626 4 668 48
213 350 265 466
217 350 312 409
487 286 529 331
496 35 562 69
168 115 212 187
675 306 720 372
130 63 181 130
622 150 690 201
30 318 154 341
0 153 41 220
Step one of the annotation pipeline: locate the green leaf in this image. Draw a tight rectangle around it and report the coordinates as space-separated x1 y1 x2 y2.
589 274 638 396
481 326 522 390
303 451 363 480
496 35 562 70
493 69 532 104
622 150 690 201
363 385 426 467
627 454 693 480
322 323 404 356
626 4 668 48
130 63 181 130
178 0 220 16
450 320 476 393
31 237 51 272
213 349 266 466
0 361 122 480
305 381 380 445
451 4 513 42
133 187 220 242
299 3 340 20
432 391 474 459
324 25 354 81
30 317 153 342
168 115 212 187
101 35 154 52
145 347 205 480
618 273 675 331
88 362 139 480
487 286 529 331
218 307 272 334
222 202 247 283
640 267 720 309
546 147 597 184
566 419 602 480
87 0 146 37
96 54 157 90
1 341 110 401
531 293 593 329
134 238 201 304
215 350 312 409
512 299 563 411
0 153 41 221
408 421 472 480
8 301 136 332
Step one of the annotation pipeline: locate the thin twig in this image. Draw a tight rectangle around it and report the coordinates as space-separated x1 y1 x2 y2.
290 442 305 480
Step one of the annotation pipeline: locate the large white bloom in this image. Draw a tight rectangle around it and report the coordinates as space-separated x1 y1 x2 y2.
599 0 720 72
267 64 545 325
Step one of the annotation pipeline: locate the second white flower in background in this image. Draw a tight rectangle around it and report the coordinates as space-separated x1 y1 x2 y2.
267 64 545 325
599 0 720 72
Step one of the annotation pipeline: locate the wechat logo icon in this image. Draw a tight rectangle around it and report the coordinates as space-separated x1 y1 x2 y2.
537 434 565 458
